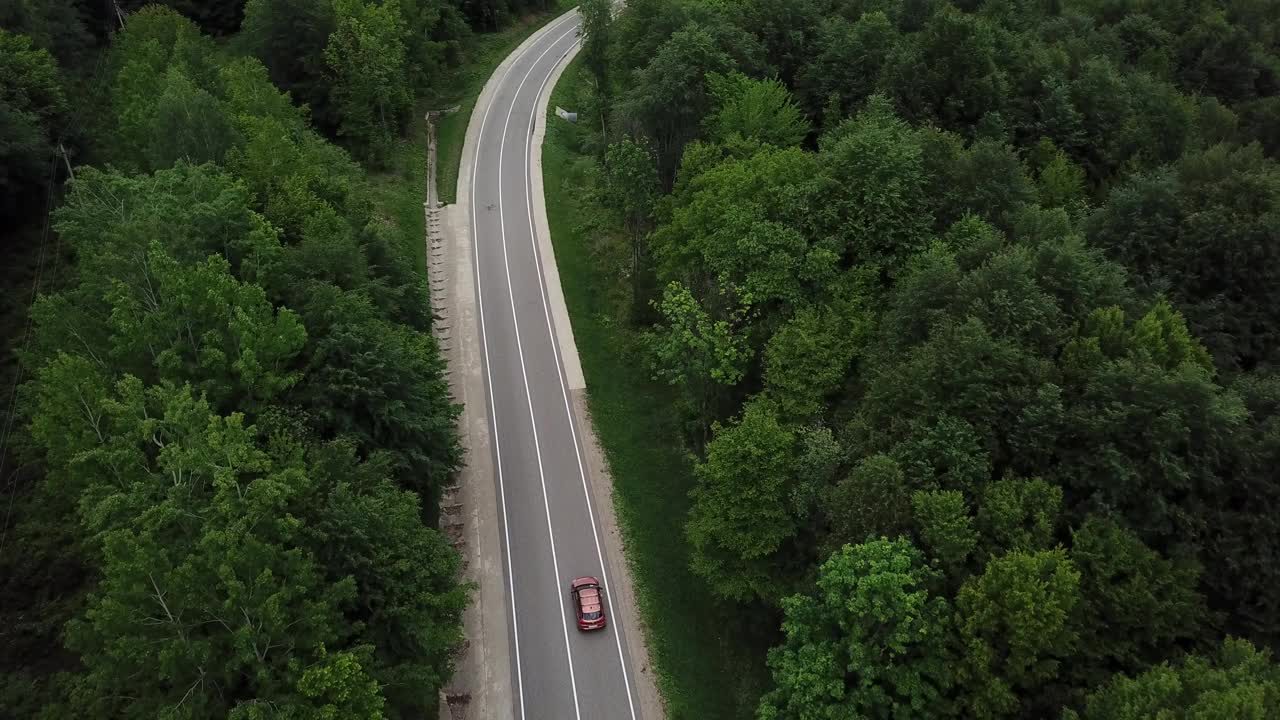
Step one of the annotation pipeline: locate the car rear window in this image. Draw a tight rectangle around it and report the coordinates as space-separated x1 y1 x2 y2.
583 610 602 620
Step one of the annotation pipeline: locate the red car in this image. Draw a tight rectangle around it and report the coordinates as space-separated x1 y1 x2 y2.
570 576 607 631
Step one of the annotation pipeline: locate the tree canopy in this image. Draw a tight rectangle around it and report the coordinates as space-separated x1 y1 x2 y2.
579 0 1280 716
0 0 544 711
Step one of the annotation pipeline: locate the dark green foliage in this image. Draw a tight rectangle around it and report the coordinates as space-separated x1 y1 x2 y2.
886 5 1007 131
975 476 1061 557
1206 371 1280 643
242 0 471 144
591 0 1280 718
104 6 226 169
764 300 866 421
324 0 415 161
704 72 809 150
0 0 94 67
579 0 611 106
919 129 1037 232
2 0 504 712
43 381 360 718
303 441 470 711
911 489 978 581
289 286 460 503
238 0 339 130
731 0 822 88
456 0 555 31
1068 515 1207 686
1088 143 1280 371
1239 95 1280 156
821 96 932 274
822 454 911 550
121 0 248 36
395 0 469 86
607 0 689 76
1174 8 1273 104
0 29 68 222
617 22 736 186
795 11 897 120
955 548 1081 719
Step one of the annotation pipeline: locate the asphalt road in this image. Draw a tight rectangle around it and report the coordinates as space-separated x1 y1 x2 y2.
468 11 644 720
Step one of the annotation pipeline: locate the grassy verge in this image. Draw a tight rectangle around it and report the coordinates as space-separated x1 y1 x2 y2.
543 60 771 720
367 1 577 270
434 0 577 205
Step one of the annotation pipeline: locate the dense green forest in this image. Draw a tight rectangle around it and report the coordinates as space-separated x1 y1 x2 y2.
0 0 555 716
571 0 1280 716
8 0 1280 716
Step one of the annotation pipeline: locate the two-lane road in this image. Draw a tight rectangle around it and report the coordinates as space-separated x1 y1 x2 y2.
468 10 643 719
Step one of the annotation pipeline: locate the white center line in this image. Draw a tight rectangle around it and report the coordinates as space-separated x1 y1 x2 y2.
468 12 581 720
495 17 587 720
522 33 641 720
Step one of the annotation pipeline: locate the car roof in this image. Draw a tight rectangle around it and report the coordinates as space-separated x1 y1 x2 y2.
578 589 602 613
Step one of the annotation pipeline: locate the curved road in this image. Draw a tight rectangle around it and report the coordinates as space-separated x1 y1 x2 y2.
467 10 644 720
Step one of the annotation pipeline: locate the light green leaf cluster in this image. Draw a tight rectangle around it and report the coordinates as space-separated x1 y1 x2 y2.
687 397 800 603
324 0 414 161
759 538 952 720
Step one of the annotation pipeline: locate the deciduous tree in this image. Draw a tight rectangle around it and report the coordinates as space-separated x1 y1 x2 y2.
617 23 734 186
579 0 612 111
820 96 931 275
1066 637 1280 720
602 137 659 284
822 454 911 550
646 281 750 437
759 538 953 720
764 300 866 421
955 548 1081 719
705 72 808 149
325 0 414 162
975 476 1062 557
239 0 339 130
912 489 978 582
1069 515 1206 686
1088 143 1280 371
38 379 359 718
687 396 800 604
796 12 897 120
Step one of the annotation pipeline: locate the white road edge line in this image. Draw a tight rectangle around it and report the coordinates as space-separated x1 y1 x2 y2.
495 19 587 720
469 12 580 720
521 39 641 720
